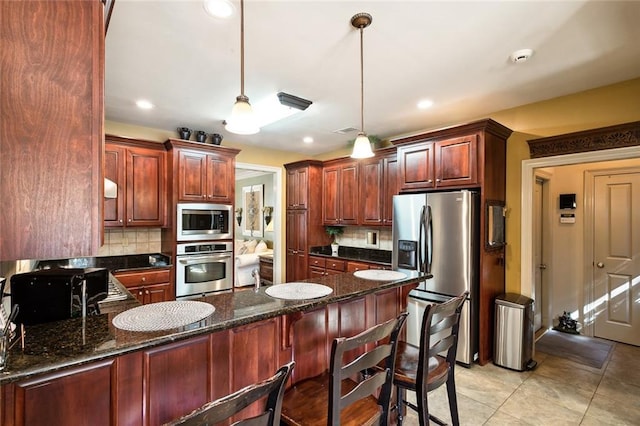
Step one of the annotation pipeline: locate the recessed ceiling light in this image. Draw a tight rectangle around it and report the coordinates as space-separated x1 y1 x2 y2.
135 99 154 110
303 136 314 144
417 99 434 110
510 48 534 63
203 0 235 18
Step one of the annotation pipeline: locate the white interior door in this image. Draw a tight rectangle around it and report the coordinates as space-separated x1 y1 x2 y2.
593 172 640 345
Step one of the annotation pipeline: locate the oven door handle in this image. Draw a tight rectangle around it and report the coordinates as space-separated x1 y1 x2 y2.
178 254 232 264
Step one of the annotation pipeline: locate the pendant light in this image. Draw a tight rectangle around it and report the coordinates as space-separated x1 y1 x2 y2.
225 0 259 135
350 13 374 159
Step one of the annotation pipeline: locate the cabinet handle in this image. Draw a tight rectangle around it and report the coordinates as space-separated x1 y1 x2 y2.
146 290 150 295
427 179 433 183
436 179 441 182
141 277 146 282
138 291 143 296
128 218 132 222
119 219 123 223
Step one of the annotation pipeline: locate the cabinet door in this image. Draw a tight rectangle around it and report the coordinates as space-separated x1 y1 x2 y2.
382 154 399 225
398 142 435 191
11 360 115 426
0 0 103 261
207 152 234 203
338 162 359 224
104 144 126 226
126 147 166 226
177 150 208 201
286 167 308 209
435 134 478 187
286 210 308 281
322 166 340 224
359 157 384 226
145 282 172 304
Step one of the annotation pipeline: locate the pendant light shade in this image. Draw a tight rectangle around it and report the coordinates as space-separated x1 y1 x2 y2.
350 13 374 159
225 0 259 135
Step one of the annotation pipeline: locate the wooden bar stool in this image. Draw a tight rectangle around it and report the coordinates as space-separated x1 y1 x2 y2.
280 312 408 426
393 292 467 426
166 361 294 426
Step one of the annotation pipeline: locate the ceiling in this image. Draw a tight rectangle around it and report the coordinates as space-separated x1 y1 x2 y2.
105 1 640 156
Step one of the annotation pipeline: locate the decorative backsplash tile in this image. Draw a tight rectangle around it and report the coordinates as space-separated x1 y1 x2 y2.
335 227 392 251
99 228 162 256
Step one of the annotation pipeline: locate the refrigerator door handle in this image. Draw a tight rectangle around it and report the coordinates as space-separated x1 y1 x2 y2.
426 205 433 274
418 205 426 273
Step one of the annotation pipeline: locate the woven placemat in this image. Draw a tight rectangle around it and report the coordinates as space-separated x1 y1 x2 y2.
353 270 407 281
265 283 333 300
112 301 215 332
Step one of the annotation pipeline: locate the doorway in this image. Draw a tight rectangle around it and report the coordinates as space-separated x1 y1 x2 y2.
533 173 552 335
521 146 640 338
235 163 283 284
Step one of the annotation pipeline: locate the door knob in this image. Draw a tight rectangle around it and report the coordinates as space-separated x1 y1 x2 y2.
538 264 547 269
596 262 605 268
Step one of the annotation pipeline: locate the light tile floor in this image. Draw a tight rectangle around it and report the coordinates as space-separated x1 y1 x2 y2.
401 340 640 425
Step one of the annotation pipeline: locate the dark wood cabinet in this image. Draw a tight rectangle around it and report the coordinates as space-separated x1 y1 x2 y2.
0 0 104 261
286 166 309 209
284 161 329 282
398 133 478 191
308 255 346 276
259 254 273 285
104 136 167 227
286 210 309 281
5 359 115 426
114 268 172 304
393 119 513 365
359 147 398 226
322 159 359 225
165 139 240 205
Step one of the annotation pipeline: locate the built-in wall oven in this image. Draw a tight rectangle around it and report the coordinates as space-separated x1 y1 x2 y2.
176 241 233 299
177 203 232 241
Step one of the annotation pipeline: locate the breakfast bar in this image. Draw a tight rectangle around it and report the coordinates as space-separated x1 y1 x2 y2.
0 270 424 426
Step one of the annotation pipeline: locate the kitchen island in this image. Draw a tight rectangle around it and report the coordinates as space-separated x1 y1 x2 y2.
0 270 424 426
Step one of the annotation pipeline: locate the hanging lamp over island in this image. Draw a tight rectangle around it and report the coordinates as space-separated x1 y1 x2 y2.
225 0 259 135
350 12 374 159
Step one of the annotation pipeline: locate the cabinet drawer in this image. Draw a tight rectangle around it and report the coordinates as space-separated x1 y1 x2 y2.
347 261 370 272
308 256 326 269
325 259 346 272
115 269 171 287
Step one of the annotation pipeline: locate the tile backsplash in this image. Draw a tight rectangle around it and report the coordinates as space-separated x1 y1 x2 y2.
335 227 393 251
98 228 162 256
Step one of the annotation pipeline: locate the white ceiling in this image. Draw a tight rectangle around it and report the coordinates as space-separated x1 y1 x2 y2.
105 0 640 156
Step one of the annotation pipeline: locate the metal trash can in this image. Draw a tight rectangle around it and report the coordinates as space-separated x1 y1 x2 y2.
494 293 537 371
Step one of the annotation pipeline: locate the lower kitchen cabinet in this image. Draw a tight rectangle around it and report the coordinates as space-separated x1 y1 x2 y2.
114 268 172 304
2 360 116 426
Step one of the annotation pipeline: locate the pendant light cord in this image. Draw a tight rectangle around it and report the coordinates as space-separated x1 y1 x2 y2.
240 0 245 97
359 26 365 133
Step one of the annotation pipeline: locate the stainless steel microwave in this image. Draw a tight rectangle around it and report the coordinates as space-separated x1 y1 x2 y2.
177 203 232 241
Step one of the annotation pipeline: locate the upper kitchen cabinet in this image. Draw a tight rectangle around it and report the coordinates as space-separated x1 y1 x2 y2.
394 120 512 195
322 159 359 225
0 1 104 261
358 147 398 226
286 166 310 209
165 139 240 205
104 135 167 228
397 134 478 191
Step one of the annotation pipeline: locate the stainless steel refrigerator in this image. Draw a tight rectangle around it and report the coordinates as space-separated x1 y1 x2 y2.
392 190 479 366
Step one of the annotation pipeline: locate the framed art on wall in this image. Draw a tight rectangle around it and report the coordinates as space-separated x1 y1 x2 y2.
242 184 264 237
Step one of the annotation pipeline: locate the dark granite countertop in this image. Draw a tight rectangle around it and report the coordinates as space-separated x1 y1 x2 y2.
35 253 172 273
0 270 426 385
309 245 392 266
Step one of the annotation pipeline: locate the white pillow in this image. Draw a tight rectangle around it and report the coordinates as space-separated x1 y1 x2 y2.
244 239 258 254
255 240 268 253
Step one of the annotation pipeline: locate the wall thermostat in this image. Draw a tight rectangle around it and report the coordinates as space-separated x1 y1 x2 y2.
559 193 576 210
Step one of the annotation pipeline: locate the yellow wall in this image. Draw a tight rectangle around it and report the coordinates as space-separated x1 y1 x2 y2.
490 77 640 292
107 77 640 292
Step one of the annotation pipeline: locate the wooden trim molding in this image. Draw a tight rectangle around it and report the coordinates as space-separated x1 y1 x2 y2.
527 121 640 158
